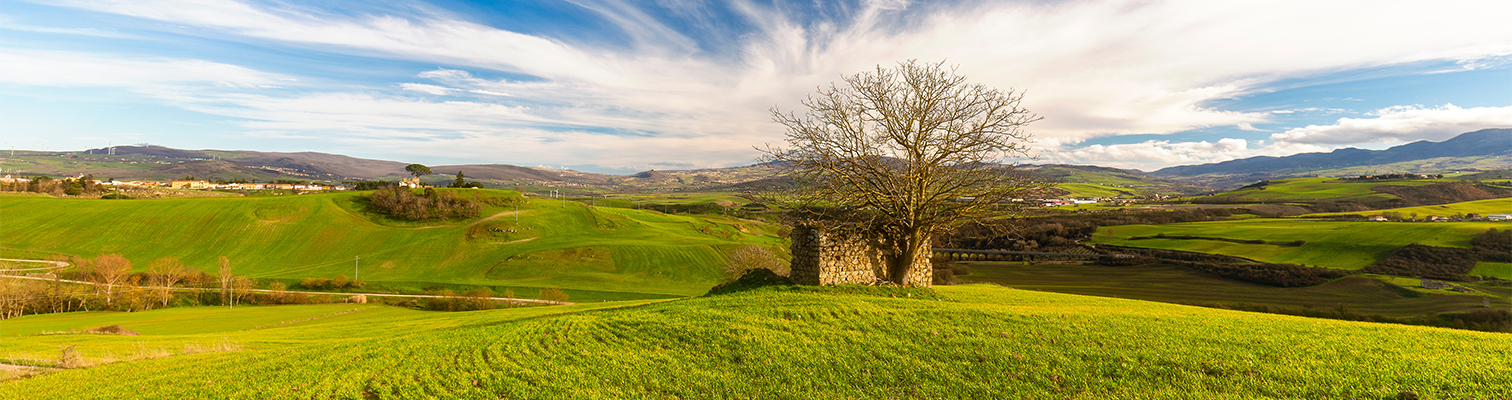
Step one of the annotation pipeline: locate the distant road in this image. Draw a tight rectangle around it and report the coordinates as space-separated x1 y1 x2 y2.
0 274 574 305
0 258 70 271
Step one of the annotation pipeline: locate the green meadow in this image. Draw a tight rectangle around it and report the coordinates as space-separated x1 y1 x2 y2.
1196 177 1454 202
0 190 784 300
2 284 1507 399
1053 182 1149 198
956 262 1507 316
1090 219 1494 269
1305 198 1512 217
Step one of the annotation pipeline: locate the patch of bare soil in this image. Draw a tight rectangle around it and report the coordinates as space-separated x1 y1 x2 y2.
86 325 139 336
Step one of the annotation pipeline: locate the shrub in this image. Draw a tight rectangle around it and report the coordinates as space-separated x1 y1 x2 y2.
1363 244 1479 280
932 268 955 285
366 186 481 221
538 287 570 303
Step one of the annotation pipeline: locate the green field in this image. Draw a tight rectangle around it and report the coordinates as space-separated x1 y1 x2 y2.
1091 219 1494 269
955 262 1507 316
1472 262 1512 280
1053 183 1150 198
0 190 784 300
1194 177 1455 202
1305 198 1512 217
2 284 1507 398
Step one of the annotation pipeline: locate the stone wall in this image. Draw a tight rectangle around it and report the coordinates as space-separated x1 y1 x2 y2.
789 226 932 287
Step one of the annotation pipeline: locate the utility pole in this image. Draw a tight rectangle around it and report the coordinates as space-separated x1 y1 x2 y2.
354 255 360 281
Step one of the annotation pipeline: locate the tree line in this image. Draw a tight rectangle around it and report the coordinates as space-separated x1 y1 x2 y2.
0 175 109 197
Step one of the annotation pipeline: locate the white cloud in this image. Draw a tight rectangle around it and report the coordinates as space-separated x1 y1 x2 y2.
1270 104 1512 145
16 0 1512 169
1040 137 1333 171
0 49 280 88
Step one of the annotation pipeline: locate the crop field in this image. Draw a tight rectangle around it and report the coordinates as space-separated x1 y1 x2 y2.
1 284 1507 399
1305 198 1512 218
955 262 1507 316
0 190 784 300
1472 262 1512 280
1090 219 1493 269
1053 183 1148 198
1195 177 1454 202
600 192 753 206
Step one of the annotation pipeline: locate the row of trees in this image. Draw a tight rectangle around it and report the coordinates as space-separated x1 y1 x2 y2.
0 254 263 319
0 175 109 196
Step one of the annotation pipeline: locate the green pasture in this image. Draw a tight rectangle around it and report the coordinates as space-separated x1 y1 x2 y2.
601 192 752 206
1305 198 1512 217
1091 219 1494 269
956 262 1506 316
1052 183 1147 198
1 285 1507 399
1472 262 1512 280
1197 177 1455 202
0 190 784 300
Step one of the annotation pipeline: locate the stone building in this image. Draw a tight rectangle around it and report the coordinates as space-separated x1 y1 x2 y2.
788 226 932 286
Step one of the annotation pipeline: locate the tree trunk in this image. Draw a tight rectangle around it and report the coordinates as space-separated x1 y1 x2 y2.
889 229 926 285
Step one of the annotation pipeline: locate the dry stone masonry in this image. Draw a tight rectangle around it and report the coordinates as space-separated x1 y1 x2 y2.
789 226 932 287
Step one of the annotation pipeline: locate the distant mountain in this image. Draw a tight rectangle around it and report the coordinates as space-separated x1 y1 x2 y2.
1152 128 1511 186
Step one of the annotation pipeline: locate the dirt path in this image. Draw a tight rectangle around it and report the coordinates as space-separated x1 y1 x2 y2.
0 274 573 305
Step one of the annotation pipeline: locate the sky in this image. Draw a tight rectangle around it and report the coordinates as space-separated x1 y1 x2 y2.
1 0 1509 174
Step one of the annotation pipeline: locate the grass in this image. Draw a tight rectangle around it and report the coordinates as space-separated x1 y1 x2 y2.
1053 183 1149 198
0 189 784 300
954 262 1507 317
1472 262 1512 280
1194 177 1455 202
1090 219 1495 269
1 284 1508 399
1305 198 1512 217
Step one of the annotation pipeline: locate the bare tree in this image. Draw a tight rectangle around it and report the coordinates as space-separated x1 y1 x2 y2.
724 245 789 278
93 254 133 307
218 256 233 308
147 257 187 308
763 60 1043 285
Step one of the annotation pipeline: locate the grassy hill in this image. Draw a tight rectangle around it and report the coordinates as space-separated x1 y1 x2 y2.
2 284 1507 398
0 190 784 300
1193 177 1453 202
1090 219 1494 269
1304 198 1512 217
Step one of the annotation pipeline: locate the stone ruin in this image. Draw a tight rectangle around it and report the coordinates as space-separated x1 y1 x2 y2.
788 226 932 287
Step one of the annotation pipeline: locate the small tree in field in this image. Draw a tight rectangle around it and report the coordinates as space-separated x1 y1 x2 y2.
405 164 432 178
147 257 187 307
724 245 789 278
763 60 1043 285
93 254 133 306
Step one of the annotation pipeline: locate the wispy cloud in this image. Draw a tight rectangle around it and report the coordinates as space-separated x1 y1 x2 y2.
1270 104 1512 145
12 0 1512 170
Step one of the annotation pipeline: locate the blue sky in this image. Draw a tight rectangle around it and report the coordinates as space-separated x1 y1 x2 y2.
1 0 1509 173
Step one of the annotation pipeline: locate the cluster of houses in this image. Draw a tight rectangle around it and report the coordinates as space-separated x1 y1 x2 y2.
109 180 345 191
1367 213 1511 222
1420 279 1475 293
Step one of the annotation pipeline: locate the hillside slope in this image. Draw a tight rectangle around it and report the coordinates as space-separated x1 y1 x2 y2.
0 190 783 299
1153 128 1512 186
1 285 1506 399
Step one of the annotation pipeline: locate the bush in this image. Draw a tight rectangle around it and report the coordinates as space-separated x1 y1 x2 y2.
1363 244 1479 280
1187 262 1351 287
932 268 955 285
366 186 481 221
707 268 795 295
538 287 570 303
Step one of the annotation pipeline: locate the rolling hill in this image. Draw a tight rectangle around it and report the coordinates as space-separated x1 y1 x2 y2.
0 190 784 300
1153 128 1512 187
2 284 1507 399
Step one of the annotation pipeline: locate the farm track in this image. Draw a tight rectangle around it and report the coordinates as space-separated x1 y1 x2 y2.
0 274 574 305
